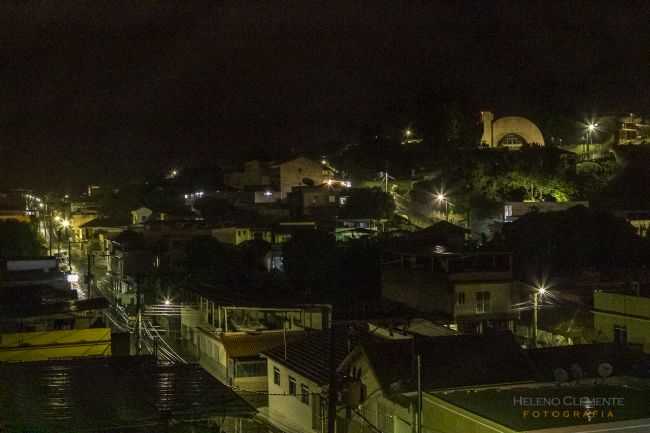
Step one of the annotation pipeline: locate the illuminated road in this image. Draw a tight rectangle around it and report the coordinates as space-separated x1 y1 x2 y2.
68 246 188 363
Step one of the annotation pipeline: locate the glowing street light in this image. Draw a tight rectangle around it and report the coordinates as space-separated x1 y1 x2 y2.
435 192 451 221
532 284 547 348
585 122 599 156
61 219 70 228
404 128 413 137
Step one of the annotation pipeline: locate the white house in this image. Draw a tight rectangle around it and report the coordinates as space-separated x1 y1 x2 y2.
130 206 153 225
261 331 348 433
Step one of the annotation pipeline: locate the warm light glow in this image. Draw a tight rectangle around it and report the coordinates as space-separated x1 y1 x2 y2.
264 190 273 197
61 219 70 228
538 286 547 296
405 128 412 137
435 193 446 203
66 273 79 283
326 179 333 186
164 298 171 305
587 124 596 132
54 216 62 222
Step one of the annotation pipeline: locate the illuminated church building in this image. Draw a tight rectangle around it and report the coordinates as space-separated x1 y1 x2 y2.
480 111 545 149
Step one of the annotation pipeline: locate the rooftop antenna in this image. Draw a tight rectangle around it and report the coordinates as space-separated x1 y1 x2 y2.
597 362 613 384
553 368 569 385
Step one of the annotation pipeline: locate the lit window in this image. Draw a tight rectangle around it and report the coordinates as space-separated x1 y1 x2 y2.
504 205 513 221
500 134 524 147
475 291 491 313
273 367 281 385
289 376 297 395
300 384 309 405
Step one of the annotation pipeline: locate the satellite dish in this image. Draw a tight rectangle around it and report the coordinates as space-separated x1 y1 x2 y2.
553 368 569 383
598 362 614 379
302 177 315 186
570 363 584 382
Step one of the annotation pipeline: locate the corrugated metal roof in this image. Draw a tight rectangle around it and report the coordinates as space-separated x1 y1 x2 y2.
0 356 255 432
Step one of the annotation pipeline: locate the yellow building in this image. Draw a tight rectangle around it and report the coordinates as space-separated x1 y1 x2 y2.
0 328 111 362
0 210 31 223
593 291 650 352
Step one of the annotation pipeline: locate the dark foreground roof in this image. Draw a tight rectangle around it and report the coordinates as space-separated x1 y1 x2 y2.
0 356 254 433
527 343 650 380
361 333 536 392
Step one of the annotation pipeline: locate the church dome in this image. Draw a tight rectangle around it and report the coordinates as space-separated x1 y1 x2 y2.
492 116 545 148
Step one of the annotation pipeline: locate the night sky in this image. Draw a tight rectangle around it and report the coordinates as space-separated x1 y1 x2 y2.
1 1 648 190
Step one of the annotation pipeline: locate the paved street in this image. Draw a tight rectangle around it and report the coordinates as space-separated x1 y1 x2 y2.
68 245 191 363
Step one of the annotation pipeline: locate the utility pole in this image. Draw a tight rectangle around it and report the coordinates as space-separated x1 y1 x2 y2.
86 252 94 298
327 309 337 433
67 229 72 267
417 354 423 433
532 291 539 348
136 276 143 355
47 205 53 256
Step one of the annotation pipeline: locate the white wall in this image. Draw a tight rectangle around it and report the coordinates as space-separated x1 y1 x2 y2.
454 281 513 318
267 358 322 433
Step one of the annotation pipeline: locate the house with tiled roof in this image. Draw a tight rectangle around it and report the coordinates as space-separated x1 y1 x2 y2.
193 329 306 407
337 333 537 433
180 284 332 408
260 328 359 433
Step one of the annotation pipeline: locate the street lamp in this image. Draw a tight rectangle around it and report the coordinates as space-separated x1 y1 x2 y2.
435 192 450 221
532 285 547 348
586 122 598 156
61 219 71 266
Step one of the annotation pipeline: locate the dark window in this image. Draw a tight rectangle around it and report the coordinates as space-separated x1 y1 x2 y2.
289 376 297 395
457 292 466 305
235 360 267 378
301 384 310 405
614 325 628 345
273 367 281 385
